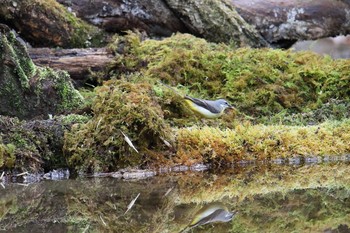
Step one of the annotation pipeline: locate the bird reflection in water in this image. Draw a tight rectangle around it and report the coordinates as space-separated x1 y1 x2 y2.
181 202 237 232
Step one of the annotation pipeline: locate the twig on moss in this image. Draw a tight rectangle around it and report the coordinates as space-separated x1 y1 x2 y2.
120 130 139 153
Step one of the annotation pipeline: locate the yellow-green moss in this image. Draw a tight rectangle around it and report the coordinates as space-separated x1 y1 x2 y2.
175 120 350 165
64 78 174 172
0 143 16 169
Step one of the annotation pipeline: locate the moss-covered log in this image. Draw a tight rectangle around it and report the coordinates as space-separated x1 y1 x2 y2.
57 0 350 48
0 24 84 119
0 0 105 48
57 0 267 47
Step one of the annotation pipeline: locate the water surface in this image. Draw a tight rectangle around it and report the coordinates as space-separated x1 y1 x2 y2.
1 162 350 233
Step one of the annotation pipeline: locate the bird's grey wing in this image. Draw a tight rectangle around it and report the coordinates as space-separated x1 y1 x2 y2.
185 96 221 114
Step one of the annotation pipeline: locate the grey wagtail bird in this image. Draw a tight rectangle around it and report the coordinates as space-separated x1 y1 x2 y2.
184 96 233 119
159 82 234 119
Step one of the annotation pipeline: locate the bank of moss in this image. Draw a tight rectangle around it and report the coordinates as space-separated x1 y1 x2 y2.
110 33 350 125
61 33 350 172
4 32 350 172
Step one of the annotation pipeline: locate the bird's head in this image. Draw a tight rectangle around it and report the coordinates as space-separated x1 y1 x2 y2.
217 99 234 111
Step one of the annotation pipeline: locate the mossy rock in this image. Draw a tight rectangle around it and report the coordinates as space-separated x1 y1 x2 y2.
0 114 89 172
64 78 173 173
0 24 83 119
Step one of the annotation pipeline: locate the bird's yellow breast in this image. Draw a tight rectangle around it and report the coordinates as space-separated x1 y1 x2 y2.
184 99 224 119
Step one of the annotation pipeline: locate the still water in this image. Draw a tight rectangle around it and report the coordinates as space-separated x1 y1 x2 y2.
1 162 350 233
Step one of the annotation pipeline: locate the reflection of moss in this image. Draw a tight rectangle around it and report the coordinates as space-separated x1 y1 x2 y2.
232 188 350 233
64 78 174 172
0 164 350 232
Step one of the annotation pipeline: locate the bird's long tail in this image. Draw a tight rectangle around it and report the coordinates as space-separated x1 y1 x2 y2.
157 81 185 97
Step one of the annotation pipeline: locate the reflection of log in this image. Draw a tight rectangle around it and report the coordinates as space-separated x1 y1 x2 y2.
231 0 350 47
28 48 114 87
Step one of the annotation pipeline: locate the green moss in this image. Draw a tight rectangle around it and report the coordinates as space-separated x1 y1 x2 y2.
0 143 16 169
35 67 84 113
1 32 34 89
64 9 105 48
61 114 91 125
64 77 173 172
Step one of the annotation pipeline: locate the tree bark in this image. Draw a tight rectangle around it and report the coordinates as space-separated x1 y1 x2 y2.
28 48 114 87
231 0 350 47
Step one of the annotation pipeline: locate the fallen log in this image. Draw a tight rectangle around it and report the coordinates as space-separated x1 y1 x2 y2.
58 0 350 48
28 47 114 87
